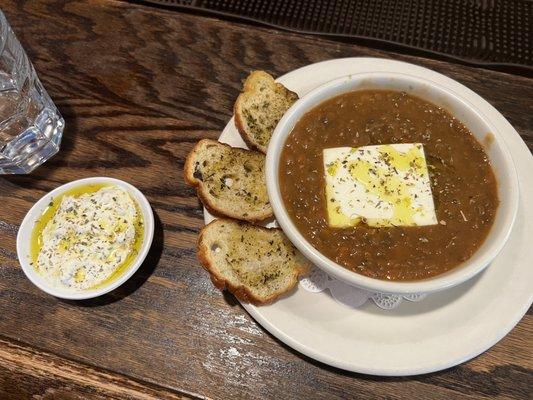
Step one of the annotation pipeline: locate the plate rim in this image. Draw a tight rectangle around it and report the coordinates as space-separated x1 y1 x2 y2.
207 57 533 375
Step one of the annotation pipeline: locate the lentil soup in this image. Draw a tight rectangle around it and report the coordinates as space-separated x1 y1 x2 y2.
279 90 498 281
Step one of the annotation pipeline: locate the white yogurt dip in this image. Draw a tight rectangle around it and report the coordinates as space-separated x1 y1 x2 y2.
35 185 141 290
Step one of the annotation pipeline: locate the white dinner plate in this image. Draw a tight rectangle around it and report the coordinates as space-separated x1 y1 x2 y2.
204 58 533 376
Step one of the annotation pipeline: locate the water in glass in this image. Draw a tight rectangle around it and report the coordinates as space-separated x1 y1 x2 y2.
0 10 64 174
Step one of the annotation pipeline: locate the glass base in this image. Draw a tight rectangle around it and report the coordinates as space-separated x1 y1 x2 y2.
0 107 64 174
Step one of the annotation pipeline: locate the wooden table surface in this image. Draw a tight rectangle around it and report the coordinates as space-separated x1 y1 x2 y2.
1 1 532 399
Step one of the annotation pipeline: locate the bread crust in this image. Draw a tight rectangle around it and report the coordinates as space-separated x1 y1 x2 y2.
197 219 309 305
184 139 273 222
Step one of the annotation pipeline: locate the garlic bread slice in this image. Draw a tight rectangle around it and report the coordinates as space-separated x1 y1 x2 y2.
184 139 272 222
234 71 298 153
198 219 309 304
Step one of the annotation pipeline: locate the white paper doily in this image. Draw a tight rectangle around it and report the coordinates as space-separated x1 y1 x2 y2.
300 266 427 310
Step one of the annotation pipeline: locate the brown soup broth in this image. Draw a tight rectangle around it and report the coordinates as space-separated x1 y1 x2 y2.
279 90 498 281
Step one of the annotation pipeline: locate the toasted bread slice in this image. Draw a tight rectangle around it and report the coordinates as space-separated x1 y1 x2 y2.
198 219 310 305
184 139 272 222
234 71 298 153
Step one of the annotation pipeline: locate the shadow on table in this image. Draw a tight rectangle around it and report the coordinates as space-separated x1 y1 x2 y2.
61 210 164 308
222 291 240 307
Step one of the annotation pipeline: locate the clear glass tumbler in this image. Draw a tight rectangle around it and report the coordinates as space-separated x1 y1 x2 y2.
0 10 64 174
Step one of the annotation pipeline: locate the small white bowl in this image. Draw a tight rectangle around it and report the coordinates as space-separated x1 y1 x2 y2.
16 177 155 300
266 72 519 295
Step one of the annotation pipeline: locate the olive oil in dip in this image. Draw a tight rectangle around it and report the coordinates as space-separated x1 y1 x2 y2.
30 184 144 290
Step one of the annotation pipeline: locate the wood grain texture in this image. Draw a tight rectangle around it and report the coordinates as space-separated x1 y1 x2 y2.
0 0 531 399
0 338 192 399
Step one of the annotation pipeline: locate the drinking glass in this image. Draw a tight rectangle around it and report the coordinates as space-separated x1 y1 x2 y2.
0 10 64 174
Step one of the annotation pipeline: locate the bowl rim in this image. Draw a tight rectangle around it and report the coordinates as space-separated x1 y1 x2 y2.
16 176 155 300
266 71 519 294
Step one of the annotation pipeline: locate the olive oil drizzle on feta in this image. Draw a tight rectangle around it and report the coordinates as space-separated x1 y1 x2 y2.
30 184 144 290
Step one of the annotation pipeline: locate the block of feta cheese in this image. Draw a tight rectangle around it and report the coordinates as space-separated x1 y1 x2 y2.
323 143 437 228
